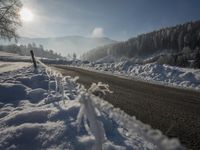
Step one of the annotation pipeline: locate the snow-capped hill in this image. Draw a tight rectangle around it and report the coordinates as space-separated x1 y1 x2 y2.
81 20 200 69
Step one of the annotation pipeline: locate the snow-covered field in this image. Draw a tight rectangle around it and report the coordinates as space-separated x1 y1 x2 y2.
0 63 183 150
0 51 20 57
0 51 30 62
0 61 30 73
76 60 200 90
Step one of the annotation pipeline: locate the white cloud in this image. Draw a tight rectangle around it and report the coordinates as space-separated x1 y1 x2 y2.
91 27 104 38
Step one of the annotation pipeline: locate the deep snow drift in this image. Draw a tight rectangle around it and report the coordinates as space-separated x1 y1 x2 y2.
76 60 200 90
0 64 184 150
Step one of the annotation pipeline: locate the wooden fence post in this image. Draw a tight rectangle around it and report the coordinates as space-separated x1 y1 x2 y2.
30 50 37 69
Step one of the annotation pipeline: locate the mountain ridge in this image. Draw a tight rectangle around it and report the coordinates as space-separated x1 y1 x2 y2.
81 20 200 68
0 36 117 56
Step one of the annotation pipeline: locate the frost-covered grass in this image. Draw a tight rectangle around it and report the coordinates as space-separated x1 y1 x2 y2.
0 63 184 150
76 60 200 90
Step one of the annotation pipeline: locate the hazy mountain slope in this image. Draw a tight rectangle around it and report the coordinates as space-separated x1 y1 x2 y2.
0 44 63 59
82 20 200 68
0 36 116 56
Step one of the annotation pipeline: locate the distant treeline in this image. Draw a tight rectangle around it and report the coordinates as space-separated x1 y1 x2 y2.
0 43 63 59
82 20 200 68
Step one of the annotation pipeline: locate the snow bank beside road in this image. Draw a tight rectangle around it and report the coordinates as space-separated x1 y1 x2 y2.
128 63 200 89
77 61 200 90
0 64 183 150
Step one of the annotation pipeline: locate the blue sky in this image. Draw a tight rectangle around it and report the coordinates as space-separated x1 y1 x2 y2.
20 0 200 40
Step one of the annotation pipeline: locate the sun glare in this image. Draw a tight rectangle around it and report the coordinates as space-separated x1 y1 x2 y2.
20 8 34 22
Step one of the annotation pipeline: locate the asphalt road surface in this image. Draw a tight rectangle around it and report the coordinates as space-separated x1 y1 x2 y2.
54 65 200 150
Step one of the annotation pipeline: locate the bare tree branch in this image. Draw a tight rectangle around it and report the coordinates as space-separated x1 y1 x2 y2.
0 0 22 41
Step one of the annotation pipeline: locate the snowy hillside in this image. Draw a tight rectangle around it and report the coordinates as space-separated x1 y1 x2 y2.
81 20 200 68
76 60 200 90
0 63 183 150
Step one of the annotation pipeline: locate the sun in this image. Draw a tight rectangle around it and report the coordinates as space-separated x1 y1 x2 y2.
20 8 34 22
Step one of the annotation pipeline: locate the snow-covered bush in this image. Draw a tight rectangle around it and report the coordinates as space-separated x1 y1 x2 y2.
76 83 113 150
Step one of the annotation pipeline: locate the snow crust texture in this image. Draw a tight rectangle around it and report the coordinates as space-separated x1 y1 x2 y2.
0 64 184 150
